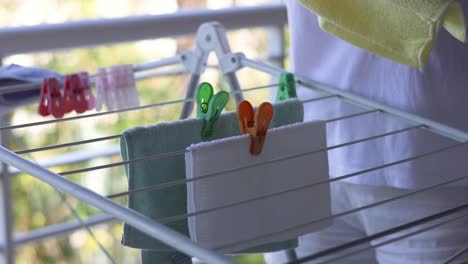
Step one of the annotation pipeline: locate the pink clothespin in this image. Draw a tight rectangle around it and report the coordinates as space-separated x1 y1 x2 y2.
95 68 107 112
107 65 139 109
107 66 126 109
38 77 65 118
119 65 139 107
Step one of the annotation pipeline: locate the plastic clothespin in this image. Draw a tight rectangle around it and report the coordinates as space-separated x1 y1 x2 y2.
38 79 50 117
79 72 95 111
95 68 107 112
63 74 77 113
38 77 65 118
98 67 119 111
124 66 140 107
237 100 273 155
114 65 139 108
107 66 126 109
196 82 229 138
276 73 297 101
64 73 87 113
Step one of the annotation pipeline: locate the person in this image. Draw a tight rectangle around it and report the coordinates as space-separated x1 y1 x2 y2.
265 1 468 263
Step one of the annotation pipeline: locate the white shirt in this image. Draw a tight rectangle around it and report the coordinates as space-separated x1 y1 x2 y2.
287 0 468 188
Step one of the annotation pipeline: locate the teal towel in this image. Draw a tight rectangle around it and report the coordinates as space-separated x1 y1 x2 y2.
120 99 304 256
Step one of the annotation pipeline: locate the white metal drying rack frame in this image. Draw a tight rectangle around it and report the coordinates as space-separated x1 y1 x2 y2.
1 20 468 264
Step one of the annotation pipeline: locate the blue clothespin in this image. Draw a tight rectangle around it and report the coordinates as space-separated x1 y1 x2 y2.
276 73 297 101
196 82 230 138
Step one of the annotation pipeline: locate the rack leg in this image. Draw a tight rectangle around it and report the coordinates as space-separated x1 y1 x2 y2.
0 113 14 264
180 74 200 119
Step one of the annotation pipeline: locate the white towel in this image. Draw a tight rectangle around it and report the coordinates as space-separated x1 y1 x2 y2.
185 121 331 253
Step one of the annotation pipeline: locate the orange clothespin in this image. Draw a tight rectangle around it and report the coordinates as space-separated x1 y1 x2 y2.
237 100 273 155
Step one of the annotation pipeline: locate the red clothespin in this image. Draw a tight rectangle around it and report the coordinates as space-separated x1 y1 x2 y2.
38 77 64 118
64 73 89 114
38 79 50 117
237 100 273 155
63 74 77 113
79 72 95 110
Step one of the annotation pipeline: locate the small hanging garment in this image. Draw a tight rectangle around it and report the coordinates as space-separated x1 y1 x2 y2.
0 64 62 114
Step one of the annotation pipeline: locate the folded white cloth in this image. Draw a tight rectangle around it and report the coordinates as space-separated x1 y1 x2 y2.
185 121 331 253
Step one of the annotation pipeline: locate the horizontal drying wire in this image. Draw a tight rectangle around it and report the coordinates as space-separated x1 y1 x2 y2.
14 95 338 155
119 143 468 226
3 82 279 132
14 80 466 230
14 96 368 156
325 109 379 123
214 173 468 254
444 244 468 264
73 141 467 248
0 57 185 94
53 126 459 245
315 212 468 264
12 82 298 154
55 106 383 177
94 159 468 255
103 125 423 199
297 205 468 264
6 97 189 130
9 81 358 155
15 134 122 155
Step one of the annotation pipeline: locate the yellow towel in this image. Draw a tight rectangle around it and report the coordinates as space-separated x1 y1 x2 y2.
299 0 466 67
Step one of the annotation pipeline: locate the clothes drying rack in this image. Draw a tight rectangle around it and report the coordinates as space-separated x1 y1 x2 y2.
1 22 468 264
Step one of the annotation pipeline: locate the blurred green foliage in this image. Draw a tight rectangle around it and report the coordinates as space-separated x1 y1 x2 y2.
1 1 287 263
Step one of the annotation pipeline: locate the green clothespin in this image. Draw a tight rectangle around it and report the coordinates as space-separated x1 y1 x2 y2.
196 82 230 138
276 73 297 101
